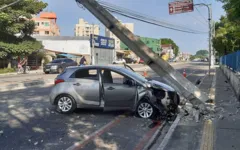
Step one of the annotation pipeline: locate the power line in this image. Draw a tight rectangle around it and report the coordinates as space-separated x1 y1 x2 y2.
195 7 208 22
95 1 207 34
98 0 201 32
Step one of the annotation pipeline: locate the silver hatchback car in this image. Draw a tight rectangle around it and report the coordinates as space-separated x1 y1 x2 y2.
49 66 180 119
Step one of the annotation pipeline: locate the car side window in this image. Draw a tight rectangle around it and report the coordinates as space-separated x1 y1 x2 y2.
101 69 131 85
73 69 98 80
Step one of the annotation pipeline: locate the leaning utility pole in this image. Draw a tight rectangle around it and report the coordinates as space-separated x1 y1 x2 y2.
76 0 209 110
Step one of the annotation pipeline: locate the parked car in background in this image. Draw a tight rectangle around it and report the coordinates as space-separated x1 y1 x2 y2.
43 58 77 74
50 65 180 119
113 58 126 64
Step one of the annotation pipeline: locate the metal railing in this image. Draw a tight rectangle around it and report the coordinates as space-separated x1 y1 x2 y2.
220 51 240 72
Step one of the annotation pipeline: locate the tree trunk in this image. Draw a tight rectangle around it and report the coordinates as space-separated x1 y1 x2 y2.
7 59 11 68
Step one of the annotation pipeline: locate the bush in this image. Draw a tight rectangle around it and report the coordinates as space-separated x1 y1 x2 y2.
0 68 15 74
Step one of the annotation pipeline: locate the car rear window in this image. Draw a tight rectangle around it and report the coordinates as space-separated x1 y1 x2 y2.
71 69 98 80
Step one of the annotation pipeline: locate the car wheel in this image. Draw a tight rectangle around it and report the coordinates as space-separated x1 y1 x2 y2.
136 100 156 119
45 72 49 74
58 67 63 73
56 94 76 114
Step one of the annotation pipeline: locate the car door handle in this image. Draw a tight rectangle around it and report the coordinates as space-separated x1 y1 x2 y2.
107 87 115 90
73 83 81 86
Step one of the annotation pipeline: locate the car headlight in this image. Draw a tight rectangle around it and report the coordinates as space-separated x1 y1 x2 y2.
51 65 58 69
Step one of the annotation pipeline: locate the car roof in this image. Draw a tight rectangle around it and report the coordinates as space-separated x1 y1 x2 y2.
67 65 126 71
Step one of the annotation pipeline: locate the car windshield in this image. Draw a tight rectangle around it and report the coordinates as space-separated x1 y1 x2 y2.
120 68 148 83
51 59 63 63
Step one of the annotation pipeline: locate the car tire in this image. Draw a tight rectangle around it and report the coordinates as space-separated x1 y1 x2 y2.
58 67 63 74
56 94 76 114
45 72 49 74
136 99 156 119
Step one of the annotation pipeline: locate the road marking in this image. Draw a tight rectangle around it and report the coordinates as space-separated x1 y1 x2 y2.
200 120 214 150
134 121 163 150
142 121 166 150
156 114 182 150
66 115 125 150
208 69 216 104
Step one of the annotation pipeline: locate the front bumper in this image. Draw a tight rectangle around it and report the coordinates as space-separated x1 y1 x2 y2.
43 68 58 73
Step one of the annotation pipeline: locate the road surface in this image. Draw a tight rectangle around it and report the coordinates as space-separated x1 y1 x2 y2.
0 62 209 150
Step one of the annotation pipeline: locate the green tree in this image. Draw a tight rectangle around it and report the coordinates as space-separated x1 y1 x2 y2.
212 16 240 56
195 50 209 57
217 0 240 23
0 0 47 67
161 38 179 57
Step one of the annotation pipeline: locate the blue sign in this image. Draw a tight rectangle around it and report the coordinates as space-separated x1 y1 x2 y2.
90 34 115 49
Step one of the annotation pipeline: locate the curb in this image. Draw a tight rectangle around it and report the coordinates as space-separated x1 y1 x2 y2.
0 70 43 76
0 79 53 92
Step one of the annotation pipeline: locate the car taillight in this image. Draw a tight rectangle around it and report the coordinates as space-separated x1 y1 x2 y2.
55 79 65 85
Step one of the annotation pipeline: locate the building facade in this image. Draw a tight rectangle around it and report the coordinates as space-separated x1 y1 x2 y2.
121 36 161 54
32 12 60 36
161 44 175 59
74 18 100 37
105 22 134 50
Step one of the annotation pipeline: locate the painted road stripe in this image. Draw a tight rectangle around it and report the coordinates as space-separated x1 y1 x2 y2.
200 120 214 150
142 121 166 150
156 114 182 150
66 115 125 150
134 121 163 150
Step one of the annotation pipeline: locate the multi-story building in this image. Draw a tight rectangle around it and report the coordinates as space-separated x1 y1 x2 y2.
161 44 175 59
74 18 100 37
32 12 60 36
106 22 134 50
121 36 161 54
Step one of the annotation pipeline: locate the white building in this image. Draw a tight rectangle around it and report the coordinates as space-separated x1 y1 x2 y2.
161 44 175 59
74 18 100 37
105 22 134 50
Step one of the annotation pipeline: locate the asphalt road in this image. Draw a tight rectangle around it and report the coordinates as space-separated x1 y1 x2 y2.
0 62 209 150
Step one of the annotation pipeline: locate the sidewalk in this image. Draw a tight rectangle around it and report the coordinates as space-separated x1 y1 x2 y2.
214 68 240 150
0 69 43 76
153 67 240 150
151 68 216 150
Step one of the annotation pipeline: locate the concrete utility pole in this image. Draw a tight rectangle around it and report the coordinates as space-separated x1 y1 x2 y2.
194 3 213 75
0 0 21 11
76 0 209 110
91 24 95 65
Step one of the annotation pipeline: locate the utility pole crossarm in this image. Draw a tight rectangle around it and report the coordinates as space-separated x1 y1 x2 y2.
76 0 209 110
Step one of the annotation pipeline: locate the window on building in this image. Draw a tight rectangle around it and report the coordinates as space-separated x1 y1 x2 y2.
33 31 39 35
44 22 50 26
35 22 39 26
41 22 44 25
45 31 49 35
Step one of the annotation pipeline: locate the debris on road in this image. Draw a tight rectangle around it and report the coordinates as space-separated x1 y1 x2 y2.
34 142 38 145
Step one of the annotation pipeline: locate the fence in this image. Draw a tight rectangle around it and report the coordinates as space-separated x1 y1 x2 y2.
220 51 240 72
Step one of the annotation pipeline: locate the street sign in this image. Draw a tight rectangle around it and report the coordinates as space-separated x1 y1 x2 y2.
169 0 194 15
90 34 115 49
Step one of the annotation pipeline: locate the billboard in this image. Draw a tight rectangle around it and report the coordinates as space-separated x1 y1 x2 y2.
42 40 91 55
169 0 194 15
90 34 115 49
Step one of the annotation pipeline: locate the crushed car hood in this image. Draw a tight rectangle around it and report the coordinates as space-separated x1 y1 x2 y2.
148 80 175 92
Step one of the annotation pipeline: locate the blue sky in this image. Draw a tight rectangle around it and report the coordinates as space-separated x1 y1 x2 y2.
42 0 225 55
